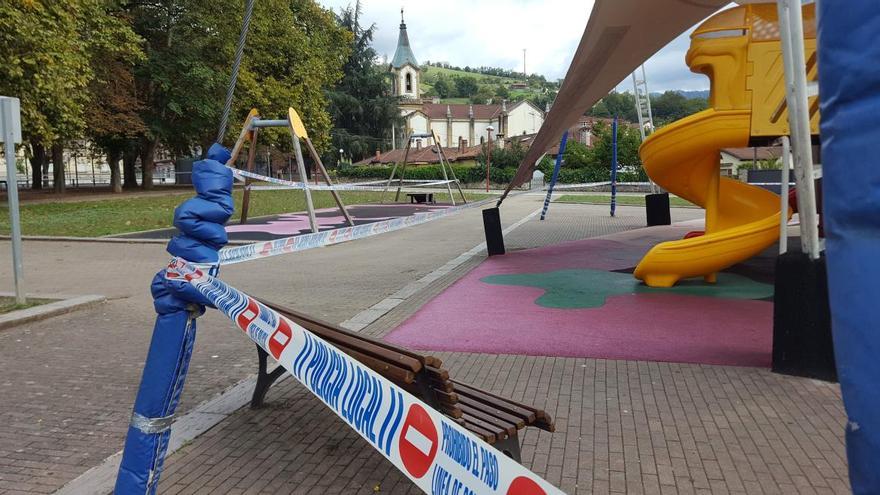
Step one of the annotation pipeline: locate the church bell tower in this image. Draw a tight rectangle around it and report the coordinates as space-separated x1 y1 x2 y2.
390 8 421 107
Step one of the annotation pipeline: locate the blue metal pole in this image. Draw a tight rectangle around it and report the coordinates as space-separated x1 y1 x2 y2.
540 131 569 221
610 116 618 217
115 144 234 494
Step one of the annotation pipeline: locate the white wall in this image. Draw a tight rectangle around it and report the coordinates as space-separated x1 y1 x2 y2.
408 114 428 135
397 65 420 99
506 103 544 136
451 122 471 145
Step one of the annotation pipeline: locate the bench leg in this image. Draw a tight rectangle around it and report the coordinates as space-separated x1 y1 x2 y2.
493 432 522 464
250 344 287 409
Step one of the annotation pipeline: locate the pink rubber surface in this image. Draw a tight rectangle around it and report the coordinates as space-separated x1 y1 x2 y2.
385 227 774 367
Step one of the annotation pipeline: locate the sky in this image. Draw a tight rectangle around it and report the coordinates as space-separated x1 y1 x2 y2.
315 0 730 93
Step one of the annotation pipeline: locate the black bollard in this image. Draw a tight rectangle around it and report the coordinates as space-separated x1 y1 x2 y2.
482 207 506 256
645 192 672 226
772 251 837 381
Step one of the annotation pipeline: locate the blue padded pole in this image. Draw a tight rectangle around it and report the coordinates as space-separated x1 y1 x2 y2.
817 2 880 493
114 144 234 494
540 131 569 221
610 116 618 218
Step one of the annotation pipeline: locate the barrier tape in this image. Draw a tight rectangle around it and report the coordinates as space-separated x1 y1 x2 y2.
231 167 457 191
218 196 496 265
165 258 565 495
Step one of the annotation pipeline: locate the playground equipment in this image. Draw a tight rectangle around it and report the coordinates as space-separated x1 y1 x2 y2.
381 131 468 205
229 108 353 230
633 3 818 287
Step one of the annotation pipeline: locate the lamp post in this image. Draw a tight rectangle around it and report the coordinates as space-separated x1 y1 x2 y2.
485 125 494 192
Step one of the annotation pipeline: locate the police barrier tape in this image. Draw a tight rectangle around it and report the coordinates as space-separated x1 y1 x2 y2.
218 196 497 265
165 258 566 495
231 167 457 191
545 182 653 190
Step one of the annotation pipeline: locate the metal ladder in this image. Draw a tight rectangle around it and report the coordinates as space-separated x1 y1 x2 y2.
631 64 658 193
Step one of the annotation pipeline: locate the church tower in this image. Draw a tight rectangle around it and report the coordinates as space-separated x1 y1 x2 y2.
390 9 421 104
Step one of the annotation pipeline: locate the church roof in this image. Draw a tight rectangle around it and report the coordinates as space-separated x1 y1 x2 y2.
419 103 502 120
390 10 419 69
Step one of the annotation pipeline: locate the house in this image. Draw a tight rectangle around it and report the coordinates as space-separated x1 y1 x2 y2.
719 147 782 176
389 10 545 149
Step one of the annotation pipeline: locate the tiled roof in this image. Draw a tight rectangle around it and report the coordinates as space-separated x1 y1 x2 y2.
418 103 502 120
354 143 483 166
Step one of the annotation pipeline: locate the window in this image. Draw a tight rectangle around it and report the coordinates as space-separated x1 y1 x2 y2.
405 73 412 92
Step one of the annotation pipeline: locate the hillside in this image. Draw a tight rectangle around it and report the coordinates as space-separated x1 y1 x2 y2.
419 64 556 106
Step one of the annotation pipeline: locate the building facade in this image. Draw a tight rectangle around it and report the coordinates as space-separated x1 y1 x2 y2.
389 10 545 149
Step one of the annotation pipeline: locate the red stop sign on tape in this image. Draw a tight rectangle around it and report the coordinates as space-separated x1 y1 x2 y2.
507 476 547 495
398 404 438 478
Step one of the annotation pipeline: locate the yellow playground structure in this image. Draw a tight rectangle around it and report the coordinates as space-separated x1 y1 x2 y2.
634 3 820 288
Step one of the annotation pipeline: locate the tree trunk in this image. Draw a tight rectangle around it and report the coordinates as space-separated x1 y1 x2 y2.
52 142 65 194
29 141 45 190
122 146 138 189
140 136 158 190
108 149 122 193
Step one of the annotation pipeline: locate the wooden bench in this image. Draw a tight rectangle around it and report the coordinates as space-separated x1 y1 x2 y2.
406 192 435 204
250 299 555 462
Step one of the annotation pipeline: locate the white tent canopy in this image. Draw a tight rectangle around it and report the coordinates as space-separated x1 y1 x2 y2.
499 0 730 202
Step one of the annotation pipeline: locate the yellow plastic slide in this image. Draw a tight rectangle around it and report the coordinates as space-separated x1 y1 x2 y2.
633 109 784 287
633 3 817 288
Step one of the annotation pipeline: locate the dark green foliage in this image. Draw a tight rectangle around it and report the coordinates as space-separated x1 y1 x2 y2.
455 76 479 98
326 1 402 164
476 140 527 169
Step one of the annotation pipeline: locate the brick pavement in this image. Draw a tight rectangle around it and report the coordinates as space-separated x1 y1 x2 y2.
0 196 540 494
0 198 850 494
157 202 849 494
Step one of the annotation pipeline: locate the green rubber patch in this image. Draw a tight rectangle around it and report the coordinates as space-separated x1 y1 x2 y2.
480 269 774 309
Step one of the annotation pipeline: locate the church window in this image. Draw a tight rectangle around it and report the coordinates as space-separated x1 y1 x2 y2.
405 73 413 92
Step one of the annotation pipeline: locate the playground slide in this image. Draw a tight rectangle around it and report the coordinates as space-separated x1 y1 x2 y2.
633 108 787 287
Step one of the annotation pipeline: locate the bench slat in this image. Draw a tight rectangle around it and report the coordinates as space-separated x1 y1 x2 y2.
457 395 527 429
457 403 518 437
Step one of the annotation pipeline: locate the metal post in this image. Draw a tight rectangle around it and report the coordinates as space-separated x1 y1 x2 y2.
290 127 319 233
778 0 820 260
611 117 618 217
779 136 791 254
540 132 569 221
1 97 26 304
485 126 494 192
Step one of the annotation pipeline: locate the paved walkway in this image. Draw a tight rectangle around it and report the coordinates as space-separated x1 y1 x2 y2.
0 198 849 494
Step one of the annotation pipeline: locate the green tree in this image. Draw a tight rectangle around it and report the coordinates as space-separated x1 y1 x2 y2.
651 90 708 125
130 0 349 188
561 121 646 181
477 140 527 169
455 76 479 98
0 1 132 191
588 92 638 122
495 84 510 100
84 3 146 193
326 0 401 163
472 84 494 104
432 74 453 99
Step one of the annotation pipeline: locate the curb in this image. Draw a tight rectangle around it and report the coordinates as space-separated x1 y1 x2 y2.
0 294 107 330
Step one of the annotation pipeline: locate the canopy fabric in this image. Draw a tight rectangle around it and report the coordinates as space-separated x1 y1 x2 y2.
499 0 729 204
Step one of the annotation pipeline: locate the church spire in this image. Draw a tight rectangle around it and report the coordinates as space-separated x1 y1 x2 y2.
391 8 419 69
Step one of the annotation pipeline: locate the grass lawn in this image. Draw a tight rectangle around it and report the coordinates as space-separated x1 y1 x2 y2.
0 296 53 315
0 189 490 237
555 194 696 208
